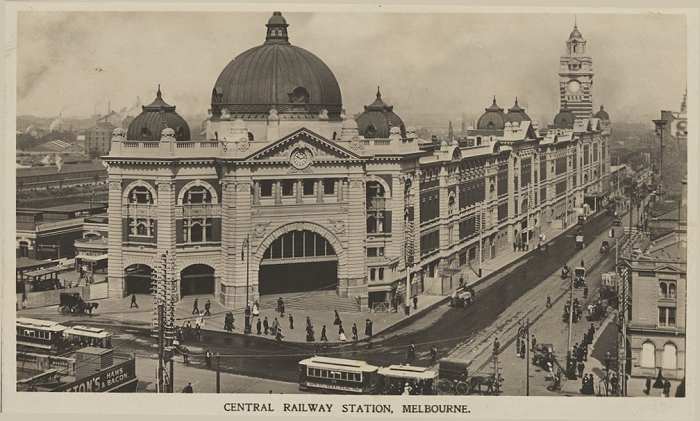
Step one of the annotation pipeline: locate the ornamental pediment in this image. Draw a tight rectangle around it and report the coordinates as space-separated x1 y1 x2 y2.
245 128 362 167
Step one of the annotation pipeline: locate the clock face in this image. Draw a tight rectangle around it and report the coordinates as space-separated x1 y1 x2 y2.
567 80 581 94
290 147 312 170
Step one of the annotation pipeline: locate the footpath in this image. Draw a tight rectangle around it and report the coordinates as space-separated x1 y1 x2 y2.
439 213 617 395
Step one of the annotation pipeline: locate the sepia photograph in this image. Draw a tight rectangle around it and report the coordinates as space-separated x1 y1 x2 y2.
1 1 696 419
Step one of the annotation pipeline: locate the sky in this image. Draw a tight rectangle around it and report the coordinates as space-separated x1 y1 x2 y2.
16 10 687 125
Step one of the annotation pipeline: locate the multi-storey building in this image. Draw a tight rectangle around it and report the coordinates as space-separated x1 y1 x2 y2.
105 13 611 310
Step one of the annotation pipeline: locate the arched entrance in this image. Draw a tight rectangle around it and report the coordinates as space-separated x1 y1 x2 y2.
259 229 338 295
124 264 153 295
180 264 215 296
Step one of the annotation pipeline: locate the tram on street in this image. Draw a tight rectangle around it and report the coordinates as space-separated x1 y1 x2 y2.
377 365 438 395
16 317 67 353
298 356 380 394
64 325 113 349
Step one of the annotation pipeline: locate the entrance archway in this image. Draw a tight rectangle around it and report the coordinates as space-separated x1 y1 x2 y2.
124 264 153 295
180 264 215 296
259 229 338 295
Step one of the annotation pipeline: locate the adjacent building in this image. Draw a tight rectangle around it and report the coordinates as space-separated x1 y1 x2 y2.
104 13 611 310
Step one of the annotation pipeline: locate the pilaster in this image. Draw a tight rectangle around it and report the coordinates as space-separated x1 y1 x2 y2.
107 178 124 297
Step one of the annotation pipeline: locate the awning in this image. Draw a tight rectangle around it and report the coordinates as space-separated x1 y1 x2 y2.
76 254 108 263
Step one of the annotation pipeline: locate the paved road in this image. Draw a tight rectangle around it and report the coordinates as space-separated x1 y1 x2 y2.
80 213 614 388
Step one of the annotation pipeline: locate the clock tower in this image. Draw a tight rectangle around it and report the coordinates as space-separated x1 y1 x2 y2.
559 22 594 119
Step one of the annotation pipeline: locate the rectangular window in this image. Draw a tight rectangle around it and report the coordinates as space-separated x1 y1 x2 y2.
367 248 377 257
281 181 294 196
260 181 273 197
323 179 335 195
459 251 467 266
378 268 384 280
303 180 315 196
658 307 677 327
370 268 376 281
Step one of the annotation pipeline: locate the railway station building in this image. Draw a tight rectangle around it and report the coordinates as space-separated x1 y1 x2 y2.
105 13 611 310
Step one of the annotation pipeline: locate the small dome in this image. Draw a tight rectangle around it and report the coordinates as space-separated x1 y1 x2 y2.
569 24 584 41
127 86 190 141
476 97 507 130
356 87 405 138
553 102 576 129
594 105 610 121
506 98 531 123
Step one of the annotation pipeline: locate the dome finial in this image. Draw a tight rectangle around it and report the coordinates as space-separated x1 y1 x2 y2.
376 85 382 99
157 84 162 99
493 95 497 105
265 11 290 44
514 96 519 106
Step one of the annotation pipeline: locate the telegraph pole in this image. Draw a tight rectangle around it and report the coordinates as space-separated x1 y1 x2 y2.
157 303 165 393
525 318 530 396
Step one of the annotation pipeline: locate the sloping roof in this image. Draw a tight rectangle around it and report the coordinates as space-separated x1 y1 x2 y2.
16 160 106 179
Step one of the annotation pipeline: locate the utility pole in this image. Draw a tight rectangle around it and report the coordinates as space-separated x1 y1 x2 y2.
157 303 164 393
617 262 630 397
525 318 530 396
477 199 483 278
243 234 251 334
216 353 221 393
153 251 176 393
567 271 574 357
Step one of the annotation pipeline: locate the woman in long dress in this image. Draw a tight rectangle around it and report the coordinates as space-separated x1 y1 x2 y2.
252 301 260 317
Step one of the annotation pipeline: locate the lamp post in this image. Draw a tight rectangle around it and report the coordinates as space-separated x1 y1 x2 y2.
242 234 251 334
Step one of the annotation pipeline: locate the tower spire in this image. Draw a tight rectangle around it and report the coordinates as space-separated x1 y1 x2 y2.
376 85 382 99
157 84 162 99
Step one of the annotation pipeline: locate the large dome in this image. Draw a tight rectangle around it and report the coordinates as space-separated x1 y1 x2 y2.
210 12 343 120
127 87 190 141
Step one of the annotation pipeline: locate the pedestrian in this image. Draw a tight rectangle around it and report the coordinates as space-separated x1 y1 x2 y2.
205 349 212 368
515 336 521 357
272 317 279 336
130 293 138 308
513 242 517 252
195 324 201 341
306 325 315 342
229 312 235 331
352 323 358 341
192 298 199 315
519 340 526 359
580 259 585 268
321 325 328 342
426 345 437 362
339 327 347 342
276 327 284 342
256 317 262 335
337 321 344 335
288 313 294 330
610 373 619 395
280 303 285 317
546 295 552 308
644 376 652 395
263 316 269 335
366 319 373 338
604 351 611 370
252 300 260 317
333 310 341 325
663 379 671 397
531 334 537 352
407 344 416 363
577 361 585 378
493 337 500 355
204 299 211 317
306 316 312 330
181 345 190 364
412 295 418 310
182 382 193 393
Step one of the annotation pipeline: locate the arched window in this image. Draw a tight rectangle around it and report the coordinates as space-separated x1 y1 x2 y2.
659 283 668 298
669 283 677 299
184 186 212 204
129 186 153 204
190 222 203 243
135 221 148 236
640 342 656 368
662 343 677 370
248 132 254 141
366 215 377 234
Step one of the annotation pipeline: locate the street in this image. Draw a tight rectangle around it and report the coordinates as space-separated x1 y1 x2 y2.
71 212 617 392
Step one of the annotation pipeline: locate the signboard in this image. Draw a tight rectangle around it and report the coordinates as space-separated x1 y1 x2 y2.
54 358 136 392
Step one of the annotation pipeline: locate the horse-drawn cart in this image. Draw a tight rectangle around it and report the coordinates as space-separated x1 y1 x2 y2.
436 358 502 395
58 292 98 315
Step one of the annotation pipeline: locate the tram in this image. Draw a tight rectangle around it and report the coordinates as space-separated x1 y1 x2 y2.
298 356 380 394
64 325 113 349
16 318 113 354
16 317 67 353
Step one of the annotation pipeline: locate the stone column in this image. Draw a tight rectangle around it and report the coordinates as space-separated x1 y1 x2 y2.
220 180 238 307
388 175 405 269
156 179 179 302
107 178 125 298
342 175 367 305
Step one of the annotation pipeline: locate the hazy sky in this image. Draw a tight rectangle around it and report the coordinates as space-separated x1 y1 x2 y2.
16 10 687 124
